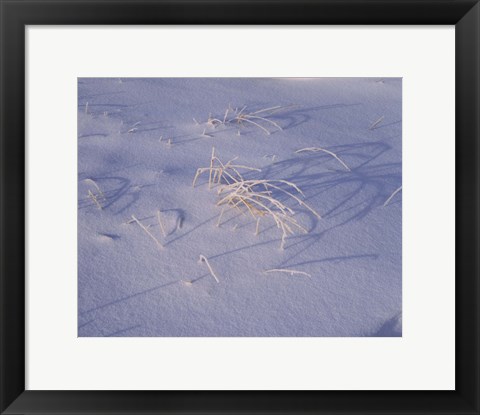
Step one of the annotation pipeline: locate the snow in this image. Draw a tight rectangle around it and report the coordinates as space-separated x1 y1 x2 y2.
78 78 402 337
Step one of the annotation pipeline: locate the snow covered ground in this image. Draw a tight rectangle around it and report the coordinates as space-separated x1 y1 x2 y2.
78 78 402 337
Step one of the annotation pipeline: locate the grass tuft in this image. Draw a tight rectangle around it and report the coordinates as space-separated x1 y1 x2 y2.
194 148 320 249
204 104 293 135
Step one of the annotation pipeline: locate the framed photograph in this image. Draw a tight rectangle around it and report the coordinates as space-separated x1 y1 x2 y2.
1 0 478 414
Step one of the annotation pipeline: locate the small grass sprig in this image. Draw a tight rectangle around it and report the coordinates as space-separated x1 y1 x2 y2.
85 178 106 210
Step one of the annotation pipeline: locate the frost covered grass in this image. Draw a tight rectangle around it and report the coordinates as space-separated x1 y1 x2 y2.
216 178 321 249
192 147 261 189
194 148 320 249
204 104 290 135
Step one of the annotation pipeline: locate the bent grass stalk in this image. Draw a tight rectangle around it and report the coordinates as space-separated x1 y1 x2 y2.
198 255 220 283
127 122 141 134
131 215 163 250
255 218 260 235
264 268 312 278
156 210 167 237
295 147 351 171
383 185 402 207
369 115 385 130
88 190 102 210
216 207 225 227
201 128 213 138
208 147 215 189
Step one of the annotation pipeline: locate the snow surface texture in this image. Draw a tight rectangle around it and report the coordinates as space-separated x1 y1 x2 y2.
78 78 402 337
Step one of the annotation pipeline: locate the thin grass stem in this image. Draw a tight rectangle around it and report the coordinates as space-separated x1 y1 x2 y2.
198 255 220 283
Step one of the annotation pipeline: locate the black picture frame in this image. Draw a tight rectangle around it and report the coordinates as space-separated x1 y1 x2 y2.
1 1 479 414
